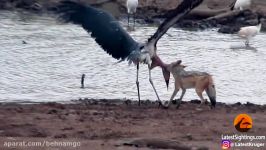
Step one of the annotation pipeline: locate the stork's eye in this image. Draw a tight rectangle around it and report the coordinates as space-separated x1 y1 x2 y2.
140 45 144 49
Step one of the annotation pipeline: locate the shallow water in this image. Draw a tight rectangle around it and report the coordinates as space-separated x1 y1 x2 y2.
1 11 266 104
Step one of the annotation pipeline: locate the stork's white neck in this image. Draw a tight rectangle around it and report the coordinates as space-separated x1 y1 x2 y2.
145 42 156 57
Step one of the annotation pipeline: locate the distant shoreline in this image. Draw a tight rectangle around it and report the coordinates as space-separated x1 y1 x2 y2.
0 98 265 106
1 0 266 33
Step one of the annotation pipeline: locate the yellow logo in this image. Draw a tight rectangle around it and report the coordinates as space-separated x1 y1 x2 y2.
234 114 252 132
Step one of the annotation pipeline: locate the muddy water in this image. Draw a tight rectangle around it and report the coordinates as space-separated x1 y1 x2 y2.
1 11 266 104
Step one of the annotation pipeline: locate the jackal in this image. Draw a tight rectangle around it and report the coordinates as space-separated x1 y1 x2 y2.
164 60 216 109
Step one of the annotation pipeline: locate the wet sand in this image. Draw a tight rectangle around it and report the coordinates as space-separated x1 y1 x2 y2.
0 99 265 150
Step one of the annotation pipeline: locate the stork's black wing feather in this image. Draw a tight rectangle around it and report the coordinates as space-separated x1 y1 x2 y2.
148 0 203 46
55 0 139 60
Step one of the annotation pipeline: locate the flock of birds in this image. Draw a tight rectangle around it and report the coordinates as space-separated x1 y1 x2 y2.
54 0 263 106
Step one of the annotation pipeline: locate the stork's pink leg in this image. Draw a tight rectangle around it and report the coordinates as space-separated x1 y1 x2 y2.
148 65 162 107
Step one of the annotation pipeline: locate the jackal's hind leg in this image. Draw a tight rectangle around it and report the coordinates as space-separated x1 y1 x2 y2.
196 89 206 106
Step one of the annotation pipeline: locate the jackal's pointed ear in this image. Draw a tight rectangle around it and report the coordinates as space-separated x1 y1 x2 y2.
174 60 182 66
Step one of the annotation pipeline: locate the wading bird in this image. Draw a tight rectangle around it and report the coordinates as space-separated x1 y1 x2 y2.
127 0 138 28
54 0 203 106
238 15 262 46
231 0 251 10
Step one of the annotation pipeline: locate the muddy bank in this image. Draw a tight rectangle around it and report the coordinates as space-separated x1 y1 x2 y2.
0 99 265 150
1 0 266 33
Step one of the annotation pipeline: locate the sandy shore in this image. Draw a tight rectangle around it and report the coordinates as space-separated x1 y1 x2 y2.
0 99 265 150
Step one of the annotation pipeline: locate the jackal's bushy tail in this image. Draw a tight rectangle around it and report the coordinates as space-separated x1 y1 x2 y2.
206 76 216 108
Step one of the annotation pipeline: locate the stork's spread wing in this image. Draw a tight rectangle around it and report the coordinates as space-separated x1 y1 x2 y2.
55 1 138 60
148 0 203 46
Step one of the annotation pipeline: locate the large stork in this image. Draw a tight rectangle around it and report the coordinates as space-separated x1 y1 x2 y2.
126 0 139 28
54 0 203 106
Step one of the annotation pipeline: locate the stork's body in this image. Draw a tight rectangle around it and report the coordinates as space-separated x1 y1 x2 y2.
238 15 262 46
126 0 138 28
55 0 203 106
232 0 251 10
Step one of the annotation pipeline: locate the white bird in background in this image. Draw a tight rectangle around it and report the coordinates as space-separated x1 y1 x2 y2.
127 0 138 28
238 15 262 46
231 0 251 10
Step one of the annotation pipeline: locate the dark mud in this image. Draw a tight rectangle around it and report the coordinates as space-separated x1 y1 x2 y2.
0 99 265 150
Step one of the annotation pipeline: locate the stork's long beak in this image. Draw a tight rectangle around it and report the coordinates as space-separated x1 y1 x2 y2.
162 68 170 89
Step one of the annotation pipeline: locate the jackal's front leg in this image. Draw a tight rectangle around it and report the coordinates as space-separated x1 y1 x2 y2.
176 89 186 109
164 85 180 109
169 89 179 107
